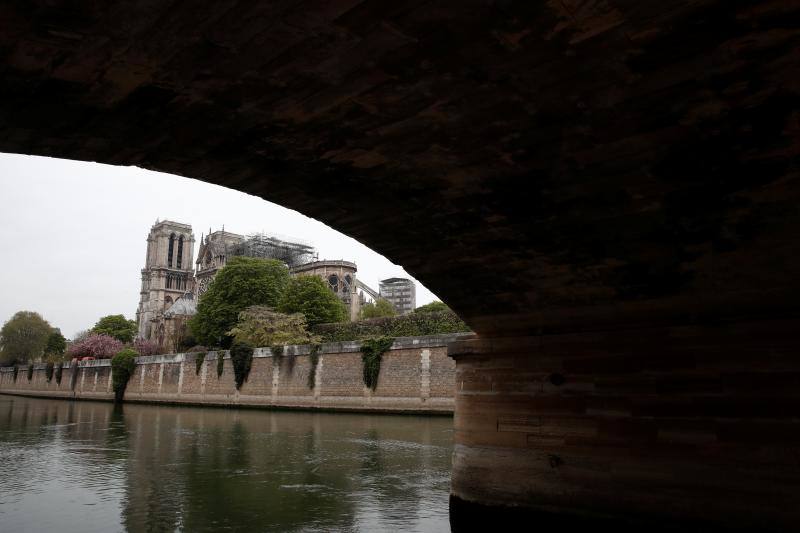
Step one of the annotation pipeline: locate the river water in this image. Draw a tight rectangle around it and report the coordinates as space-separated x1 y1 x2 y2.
0 395 453 532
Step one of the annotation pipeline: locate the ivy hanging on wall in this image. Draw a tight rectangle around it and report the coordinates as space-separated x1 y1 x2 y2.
216 352 225 378
230 342 254 390
27 363 34 381
111 348 138 403
195 352 206 375
45 362 54 382
360 337 394 391
12 365 18 382
54 362 63 385
271 344 284 360
307 344 321 390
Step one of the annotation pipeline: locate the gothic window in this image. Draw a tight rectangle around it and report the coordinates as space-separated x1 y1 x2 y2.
198 276 211 296
328 274 339 293
177 235 184 269
344 275 352 292
166 273 172 289
168 233 176 267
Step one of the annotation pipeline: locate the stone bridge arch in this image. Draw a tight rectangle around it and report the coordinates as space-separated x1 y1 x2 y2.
1 1 799 530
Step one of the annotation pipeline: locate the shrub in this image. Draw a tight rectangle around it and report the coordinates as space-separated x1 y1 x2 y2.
195 352 206 375
229 306 319 347
313 310 469 342
271 344 284 360
27 362 34 381
360 298 396 319
187 345 208 353
178 333 197 352
67 334 124 359
111 348 138 402
133 338 161 356
360 337 393 391
414 301 451 314
54 362 63 385
45 361 54 382
230 342 254 390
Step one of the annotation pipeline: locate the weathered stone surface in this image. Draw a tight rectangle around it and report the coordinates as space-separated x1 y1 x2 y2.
1 1 798 336
449 320 800 530
0 334 464 413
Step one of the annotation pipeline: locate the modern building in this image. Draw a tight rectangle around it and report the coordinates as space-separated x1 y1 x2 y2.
379 277 416 315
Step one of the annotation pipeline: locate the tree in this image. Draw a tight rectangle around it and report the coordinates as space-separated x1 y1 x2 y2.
278 275 348 326
92 314 137 343
360 298 397 319
0 311 54 365
72 329 91 343
228 306 319 347
190 257 291 347
66 334 124 359
45 329 67 356
414 301 451 314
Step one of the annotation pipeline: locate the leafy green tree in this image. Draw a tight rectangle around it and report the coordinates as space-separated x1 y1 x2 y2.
360 298 397 319
190 257 291 347
45 329 67 356
414 301 450 314
92 314 137 343
228 306 319 347
278 276 348 326
0 311 54 365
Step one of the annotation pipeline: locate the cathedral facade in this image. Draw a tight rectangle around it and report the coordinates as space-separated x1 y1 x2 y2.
136 220 197 350
136 219 369 350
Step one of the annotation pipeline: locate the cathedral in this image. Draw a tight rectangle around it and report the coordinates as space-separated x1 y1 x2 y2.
135 219 371 351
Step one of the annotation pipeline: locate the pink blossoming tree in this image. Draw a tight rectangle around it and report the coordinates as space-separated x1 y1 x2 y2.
67 334 123 359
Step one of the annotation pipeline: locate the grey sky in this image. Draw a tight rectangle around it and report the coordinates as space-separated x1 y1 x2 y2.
0 153 437 338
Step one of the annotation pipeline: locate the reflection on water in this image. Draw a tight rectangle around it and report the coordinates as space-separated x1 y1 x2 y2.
0 395 453 532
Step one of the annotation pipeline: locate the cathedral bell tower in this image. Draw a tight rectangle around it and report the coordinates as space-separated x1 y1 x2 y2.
136 220 195 340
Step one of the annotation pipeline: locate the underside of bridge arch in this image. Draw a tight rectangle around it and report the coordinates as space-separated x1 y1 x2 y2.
1 1 799 530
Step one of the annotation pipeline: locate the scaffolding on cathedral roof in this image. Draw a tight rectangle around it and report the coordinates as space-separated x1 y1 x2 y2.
231 232 317 268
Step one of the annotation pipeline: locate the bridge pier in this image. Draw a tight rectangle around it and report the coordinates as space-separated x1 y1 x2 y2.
448 320 800 531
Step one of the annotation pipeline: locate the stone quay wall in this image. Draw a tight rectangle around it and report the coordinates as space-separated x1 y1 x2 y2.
0 334 467 414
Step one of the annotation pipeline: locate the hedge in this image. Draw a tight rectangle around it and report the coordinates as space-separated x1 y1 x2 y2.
312 310 469 343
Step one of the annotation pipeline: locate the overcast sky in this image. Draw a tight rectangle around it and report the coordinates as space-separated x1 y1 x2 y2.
0 153 437 338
